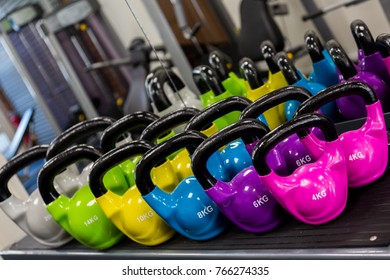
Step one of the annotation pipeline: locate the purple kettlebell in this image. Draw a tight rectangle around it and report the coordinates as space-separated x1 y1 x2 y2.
375 33 390 79
351 19 390 88
191 119 287 233
326 39 390 119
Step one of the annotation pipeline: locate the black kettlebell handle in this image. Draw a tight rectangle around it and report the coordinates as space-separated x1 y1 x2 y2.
375 33 390 59
350 19 376 56
38 145 102 205
276 52 300 85
46 117 114 160
135 130 207 196
260 40 280 74
89 140 153 198
100 111 158 153
154 67 186 92
252 113 338 176
295 81 378 117
140 107 201 144
0 145 48 201
239 57 264 90
304 30 325 63
185 96 251 132
192 65 225 95
240 86 312 120
326 39 358 80
192 119 269 190
208 49 232 81
147 75 172 111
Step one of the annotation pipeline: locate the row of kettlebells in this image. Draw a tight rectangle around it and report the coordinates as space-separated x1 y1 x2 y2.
0 18 389 251
145 19 390 130
0 79 387 251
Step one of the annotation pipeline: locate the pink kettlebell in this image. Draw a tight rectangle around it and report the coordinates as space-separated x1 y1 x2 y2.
252 113 348 225
295 81 388 187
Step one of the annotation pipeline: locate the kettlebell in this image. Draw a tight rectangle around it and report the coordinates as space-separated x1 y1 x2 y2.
38 145 124 249
140 107 203 187
135 131 229 240
88 140 176 246
100 111 159 187
351 19 390 88
186 96 254 133
326 39 390 119
260 40 290 93
305 30 339 87
252 113 348 225
0 145 73 247
375 33 390 79
295 81 388 187
185 96 257 179
192 65 240 129
191 119 286 233
154 67 203 111
145 70 170 113
240 86 316 175
239 57 277 127
140 107 201 144
209 49 246 97
277 52 341 122
46 117 128 196
238 41 288 129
